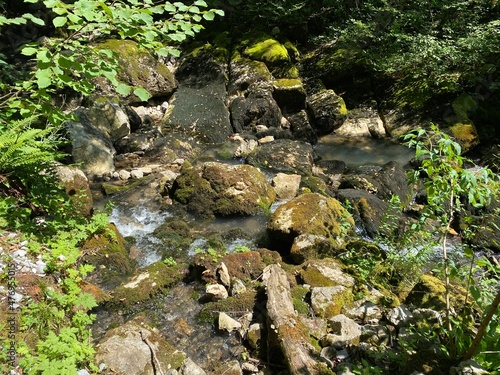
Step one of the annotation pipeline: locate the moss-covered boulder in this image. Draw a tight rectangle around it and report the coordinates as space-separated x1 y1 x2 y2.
405 274 469 312
172 162 275 218
95 316 186 375
272 78 307 113
307 89 348 136
336 188 393 238
444 93 480 152
82 224 135 289
111 261 188 308
228 54 273 96
55 165 93 217
267 193 354 254
229 91 283 133
240 32 298 78
247 139 315 175
286 110 318 144
94 39 177 103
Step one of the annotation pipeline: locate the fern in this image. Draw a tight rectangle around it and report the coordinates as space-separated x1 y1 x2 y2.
0 116 60 174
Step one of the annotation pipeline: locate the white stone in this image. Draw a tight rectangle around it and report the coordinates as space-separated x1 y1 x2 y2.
272 173 301 200
386 305 413 327
217 262 231 287
119 170 131 180
130 169 144 179
218 312 242 332
206 283 228 301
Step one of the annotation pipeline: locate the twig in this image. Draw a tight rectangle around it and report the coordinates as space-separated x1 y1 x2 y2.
140 329 165 375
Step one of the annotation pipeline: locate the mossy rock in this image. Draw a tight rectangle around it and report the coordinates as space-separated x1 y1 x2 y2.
101 175 155 196
243 35 290 65
94 39 176 102
291 285 310 315
82 224 136 289
95 316 186 375
405 274 468 312
111 261 188 308
267 193 354 252
198 290 257 323
300 175 328 195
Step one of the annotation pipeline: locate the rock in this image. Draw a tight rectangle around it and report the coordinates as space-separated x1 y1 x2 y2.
228 56 273 96
215 360 243 375
118 169 131 180
262 264 320 375
230 278 247 296
267 193 354 252
449 360 489 375
272 78 307 113
386 305 413 327
179 358 206 375
218 312 242 332
163 81 232 144
217 262 231 287
258 135 275 143
206 284 229 301
344 301 382 323
163 47 232 144
335 107 386 138
95 317 185 375
234 138 259 158
65 109 116 179
86 99 131 142
336 188 391 238
130 169 144 179
241 362 259 373
307 89 347 136
55 165 93 217
286 110 318 144
246 323 262 349
247 139 314 175
360 324 392 346
172 162 276 218
290 234 334 263
321 314 362 349
301 259 355 288
230 93 283 133
94 39 177 102
310 285 353 318
272 173 301 200
340 161 411 204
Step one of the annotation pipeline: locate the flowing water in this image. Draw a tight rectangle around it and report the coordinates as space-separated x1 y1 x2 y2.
314 135 414 166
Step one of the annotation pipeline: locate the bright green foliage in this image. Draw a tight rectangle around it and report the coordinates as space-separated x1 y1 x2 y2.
403 125 499 369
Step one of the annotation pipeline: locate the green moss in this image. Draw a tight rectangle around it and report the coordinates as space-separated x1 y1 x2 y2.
300 176 328 195
301 267 338 287
244 38 290 64
291 285 310 315
111 261 188 308
101 175 155 196
198 290 257 323
273 78 303 89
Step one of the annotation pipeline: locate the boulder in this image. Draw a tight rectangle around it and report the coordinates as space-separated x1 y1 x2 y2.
172 162 275 218
286 110 318 144
247 139 315 175
307 89 347 136
179 358 206 375
321 314 362 349
94 39 177 103
336 188 391 237
310 286 353 318
229 93 283 133
228 55 273 96
65 109 116 179
55 165 93 217
206 284 229 301
262 264 320 375
335 107 386 138
267 193 354 251
85 98 131 143
272 173 301 200
272 78 307 113
163 47 232 144
291 234 335 263
218 312 241 332
95 317 185 375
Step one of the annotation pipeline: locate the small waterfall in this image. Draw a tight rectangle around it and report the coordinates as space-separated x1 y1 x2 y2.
109 203 171 267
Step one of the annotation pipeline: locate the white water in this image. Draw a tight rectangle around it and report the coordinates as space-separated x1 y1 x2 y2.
109 203 171 267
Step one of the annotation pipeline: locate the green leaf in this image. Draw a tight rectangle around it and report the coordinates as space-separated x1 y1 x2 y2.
133 87 150 101
214 9 224 16
23 13 45 26
194 0 207 6
53 16 68 27
164 3 176 12
203 11 215 21
116 83 131 96
463 247 474 258
189 6 200 13
21 47 38 56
